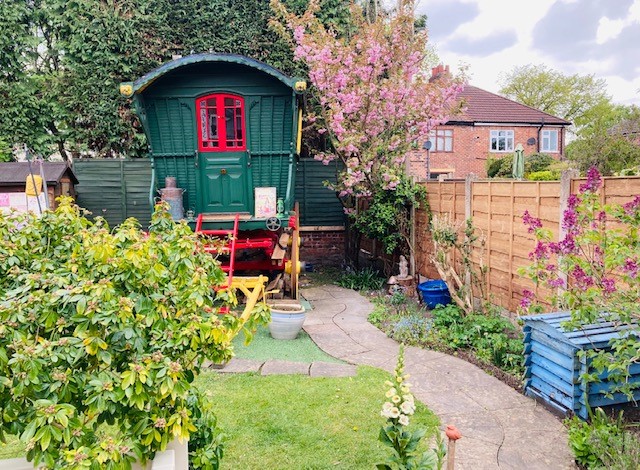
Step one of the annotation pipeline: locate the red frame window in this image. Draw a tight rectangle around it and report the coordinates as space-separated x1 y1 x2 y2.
197 93 246 151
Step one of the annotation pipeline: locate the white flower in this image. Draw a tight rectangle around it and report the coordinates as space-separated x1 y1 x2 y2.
391 394 401 404
385 380 394 387
385 388 397 398
402 394 414 403
389 407 400 418
398 414 410 426
400 401 415 415
382 402 393 411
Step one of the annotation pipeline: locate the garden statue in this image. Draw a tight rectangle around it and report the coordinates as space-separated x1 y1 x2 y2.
398 255 409 278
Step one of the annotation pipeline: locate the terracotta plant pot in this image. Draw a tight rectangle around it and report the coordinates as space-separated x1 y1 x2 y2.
268 302 306 340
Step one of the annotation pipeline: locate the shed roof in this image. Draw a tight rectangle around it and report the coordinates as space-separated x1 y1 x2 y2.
449 86 571 126
124 53 298 95
0 162 78 186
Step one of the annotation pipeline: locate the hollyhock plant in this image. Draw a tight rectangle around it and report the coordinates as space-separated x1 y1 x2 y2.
521 167 640 398
377 346 445 469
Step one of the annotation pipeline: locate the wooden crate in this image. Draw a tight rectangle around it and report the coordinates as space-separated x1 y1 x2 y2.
523 312 640 419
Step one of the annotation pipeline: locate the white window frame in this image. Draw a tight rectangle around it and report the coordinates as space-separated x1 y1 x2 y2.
490 130 514 153
540 129 559 153
429 129 453 152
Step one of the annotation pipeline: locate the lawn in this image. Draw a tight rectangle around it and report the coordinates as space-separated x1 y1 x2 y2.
231 325 344 364
197 366 439 469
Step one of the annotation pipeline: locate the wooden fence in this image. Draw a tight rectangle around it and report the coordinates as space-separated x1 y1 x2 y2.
416 173 640 312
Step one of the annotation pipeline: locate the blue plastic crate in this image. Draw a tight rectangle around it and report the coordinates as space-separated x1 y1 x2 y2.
522 312 640 419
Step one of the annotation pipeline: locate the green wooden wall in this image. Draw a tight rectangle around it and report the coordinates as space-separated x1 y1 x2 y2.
73 159 153 228
73 158 344 228
295 159 345 226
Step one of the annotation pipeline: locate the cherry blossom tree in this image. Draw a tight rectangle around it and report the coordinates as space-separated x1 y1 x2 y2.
271 0 464 258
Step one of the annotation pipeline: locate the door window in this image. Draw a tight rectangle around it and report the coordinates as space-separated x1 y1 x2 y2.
198 94 246 151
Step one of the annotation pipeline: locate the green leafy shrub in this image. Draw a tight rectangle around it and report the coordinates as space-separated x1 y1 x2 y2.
0 199 268 469
526 170 560 181
337 267 386 291
487 152 555 178
566 408 640 469
525 153 554 173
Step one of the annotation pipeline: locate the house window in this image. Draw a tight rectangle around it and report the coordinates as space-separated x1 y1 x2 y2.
540 129 559 152
197 93 246 151
490 130 514 152
429 129 453 152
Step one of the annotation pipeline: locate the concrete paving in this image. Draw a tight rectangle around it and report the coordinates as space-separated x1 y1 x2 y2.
213 357 358 378
302 285 577 470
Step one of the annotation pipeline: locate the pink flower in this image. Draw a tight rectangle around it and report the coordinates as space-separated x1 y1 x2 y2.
623 258 638 278
601 278 616 295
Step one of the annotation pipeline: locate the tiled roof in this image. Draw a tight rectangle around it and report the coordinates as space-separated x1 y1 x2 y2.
449 85 571 126
0 162 78 186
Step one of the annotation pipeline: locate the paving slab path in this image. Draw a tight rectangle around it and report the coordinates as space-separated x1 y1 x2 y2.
302 285 576 470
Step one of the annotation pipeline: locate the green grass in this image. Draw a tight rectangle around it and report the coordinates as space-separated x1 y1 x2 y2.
196 366 439 469
232 325 344 364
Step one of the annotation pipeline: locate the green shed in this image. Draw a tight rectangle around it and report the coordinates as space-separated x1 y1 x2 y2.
120 53 306 230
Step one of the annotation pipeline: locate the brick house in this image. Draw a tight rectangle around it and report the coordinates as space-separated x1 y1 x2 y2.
409 68 571 180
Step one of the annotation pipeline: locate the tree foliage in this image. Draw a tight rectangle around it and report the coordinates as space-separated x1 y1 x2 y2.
498 64 610 129
566 104 640 175
0 0 351 160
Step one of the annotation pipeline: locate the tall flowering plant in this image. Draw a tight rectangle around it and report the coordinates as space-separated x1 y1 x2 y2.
521 168 640 398
378 346 445 470
271 0 464 257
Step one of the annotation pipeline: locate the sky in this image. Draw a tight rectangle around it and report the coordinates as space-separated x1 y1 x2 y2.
414 0 640 106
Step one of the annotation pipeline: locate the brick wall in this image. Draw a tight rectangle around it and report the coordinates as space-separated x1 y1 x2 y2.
409 124 566 180
300 228 345 267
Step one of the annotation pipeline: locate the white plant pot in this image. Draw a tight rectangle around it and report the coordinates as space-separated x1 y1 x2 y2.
268 303 306 340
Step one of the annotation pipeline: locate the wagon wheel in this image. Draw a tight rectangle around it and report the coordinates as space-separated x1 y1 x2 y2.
288 202 301 300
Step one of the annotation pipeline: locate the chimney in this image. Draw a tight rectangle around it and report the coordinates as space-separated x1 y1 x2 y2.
429 64 450 83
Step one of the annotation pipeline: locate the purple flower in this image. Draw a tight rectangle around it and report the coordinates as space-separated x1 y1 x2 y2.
545 264 556 272
522 210 542 234
559 235 577 255
567 194 580 209
572 266 594 290
623 196 640 216
520 289 535 310
529 241 549 261
623 258 639 278
547 277 565 288
601 278 616 295
579 167 602 193
562 208 577 231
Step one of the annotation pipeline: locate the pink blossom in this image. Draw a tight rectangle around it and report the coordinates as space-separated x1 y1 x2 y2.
623 258 639 278
601 278 616 295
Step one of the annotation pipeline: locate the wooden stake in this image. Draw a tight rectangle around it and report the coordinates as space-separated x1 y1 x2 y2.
445 424 462 470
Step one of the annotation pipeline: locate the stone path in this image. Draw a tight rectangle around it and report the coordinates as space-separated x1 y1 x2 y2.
215 357 357 377
302 284 576 470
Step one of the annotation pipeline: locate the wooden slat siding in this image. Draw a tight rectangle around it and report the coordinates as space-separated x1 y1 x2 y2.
295 159 345 227
154 156 197 215
74 160 152 228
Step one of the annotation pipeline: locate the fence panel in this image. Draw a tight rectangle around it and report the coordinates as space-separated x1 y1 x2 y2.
416 175 640 313
73 159 152 228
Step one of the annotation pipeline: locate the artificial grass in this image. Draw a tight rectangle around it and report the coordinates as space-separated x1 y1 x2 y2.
196 366 440 469
232 325 344 364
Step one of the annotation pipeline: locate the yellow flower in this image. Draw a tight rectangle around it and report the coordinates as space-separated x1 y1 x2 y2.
385 388 397 398
391 394 401 404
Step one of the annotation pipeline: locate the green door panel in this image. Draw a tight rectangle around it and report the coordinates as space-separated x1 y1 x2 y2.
199 152 250 213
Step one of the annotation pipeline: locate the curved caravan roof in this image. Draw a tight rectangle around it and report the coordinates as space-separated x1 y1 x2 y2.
120 53 301 97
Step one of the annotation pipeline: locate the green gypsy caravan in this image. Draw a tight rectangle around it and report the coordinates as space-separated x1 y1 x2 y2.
120 54 306 297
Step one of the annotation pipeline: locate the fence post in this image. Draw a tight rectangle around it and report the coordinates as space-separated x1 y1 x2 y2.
464 174 477 295
558 169 579 290
465 173 477 220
